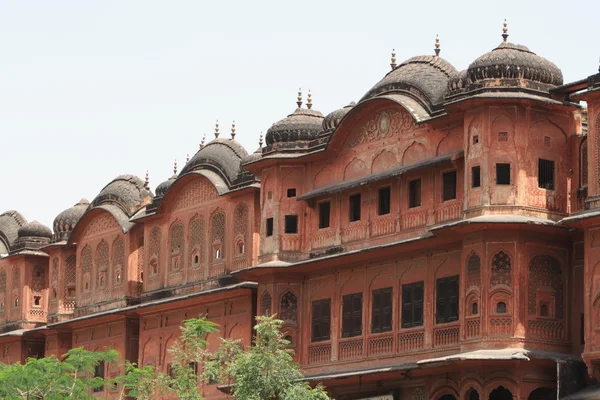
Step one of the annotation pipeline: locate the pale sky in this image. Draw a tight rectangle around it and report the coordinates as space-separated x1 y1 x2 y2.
0 0 598 230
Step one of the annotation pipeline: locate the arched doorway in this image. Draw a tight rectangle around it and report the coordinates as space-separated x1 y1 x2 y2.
439 395 457 400
467 388 480 400
489 386 512 400
528 387 556 400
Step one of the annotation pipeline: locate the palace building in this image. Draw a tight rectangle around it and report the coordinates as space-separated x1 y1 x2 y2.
3 22 600 399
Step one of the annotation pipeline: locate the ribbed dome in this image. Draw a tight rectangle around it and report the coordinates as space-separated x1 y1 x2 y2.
181 138 249 184
156 175 176 197
92 174 152 215
265 94 324 148
465 40 563 92
323 102 355 131
53 199 90 236
362 55 458 106
18 220 52 239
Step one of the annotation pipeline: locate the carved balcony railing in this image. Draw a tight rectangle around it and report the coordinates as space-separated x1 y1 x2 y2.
367 334 394 356
433 324 460 347
29 307 46 321
63 299 75 311
528 319 564 341
312 228 335 249
465 317 481 339
398 330 425 352
371 216 397 237
308 343 331 365
490 317 513 337
209 261 226 278
436 201 462 223
282 235 301 252
187 266 204 283
339 337 364 360
402 210 427 230
232 256 248 272
341 222 368 243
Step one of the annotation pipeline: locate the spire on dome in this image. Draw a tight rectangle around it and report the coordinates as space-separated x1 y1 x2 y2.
502 19 509 42
144 171 150 190
391 49 397 70
259 132 263 147
200 134 206 149
186 154 189 163
296 88 303 109
215 120 220 138
434 35 440 57
231 121 236 139
173 160 178 176
307 91 313 109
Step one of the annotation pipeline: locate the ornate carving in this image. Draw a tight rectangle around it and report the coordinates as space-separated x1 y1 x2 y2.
491 251 512 287
96 240 109 295
467 252 481 290
81 245 93 296
528 255 563 318
412 388 425 400
172 179 217 211
261 292 272 315
210 210 226 263
0 268 6 291
82 215 119 239
582 138 588 187
168 222 185 271
31 265 44 293
148 226 161 273
188 215 206 282
233 203 248 262
280 291 297 323
12 265 20 299
346 109 415 148
64 255 76 298
51 257 59 284
112 236 124 288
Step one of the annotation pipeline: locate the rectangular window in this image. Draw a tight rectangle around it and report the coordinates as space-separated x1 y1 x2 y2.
311 299 331 342
496 163 511 185
349 193 361 222
408 179 422 208
371 287 393 333
378 186 391 216
266 218 274 237
93 361 105 392
402 281 424 328
284 215 298 234
287 188 297 198
538 159 555 190
342 292 363 338
318 201 331 229
436 275 459 324
472 166 481 188
442 171 457 201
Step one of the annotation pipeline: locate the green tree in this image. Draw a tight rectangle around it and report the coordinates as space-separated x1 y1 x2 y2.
204 315 330 400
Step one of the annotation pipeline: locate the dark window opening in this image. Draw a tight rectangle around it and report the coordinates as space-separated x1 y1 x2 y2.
402 281 424 328
472 166 481 188
538 159 555 190
284 215 298 234
472 135 479 145
189 362 199 376
472 302 478 315
319 201 331 229
311 299 331 342
436 275 459 324
442 171 457 201
496 163 511 185
581 313 585 345
349 194 361 222
498 131 508 141
287 188 296 198
33 296 41 307
266 218 274 237
378 187 391 215
496 302 507 314
342 292 363 338
409 179 422 208
93 361 105 392
540 303 549 317
371 287 393 333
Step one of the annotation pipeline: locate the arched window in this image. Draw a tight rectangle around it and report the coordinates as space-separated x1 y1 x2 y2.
148 226 161 276
496 302 507 314
188 215 205 270
169 222 185 271
540 303 549 317
112 237 125 287
261 292 272 315
467 252 481 290
234 203 249 259
489 386 512 400
472 302 478 315
528 255 563 318
96 240 109 293
467 389 480 400
210 210 226 264
280 291 298 323
581 138 588 187
491 251 512 287
81 246 92 294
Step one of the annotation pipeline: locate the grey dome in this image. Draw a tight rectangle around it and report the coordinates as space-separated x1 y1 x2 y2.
265 107 324 147
53 199 90 237
181 138 249 185
0 210 27 254
323 102 355 131
18 220 52 239
465 41 563 92
362 55 458 107
156 175 176 197
92 174 152 216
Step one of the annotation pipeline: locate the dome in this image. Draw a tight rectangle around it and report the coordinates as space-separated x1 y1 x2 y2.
463 34 563 93
53 199 90 237
156 175 176 197
361 55 458 107
265 92 324 150
92 174 152 215
18 220 52 239
181 137 249 185
0 210 27 254
323 102 355 131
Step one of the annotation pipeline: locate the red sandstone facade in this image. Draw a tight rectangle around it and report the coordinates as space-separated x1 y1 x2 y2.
3 25 600 399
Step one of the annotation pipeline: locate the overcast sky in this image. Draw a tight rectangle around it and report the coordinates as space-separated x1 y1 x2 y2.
0 0 597 230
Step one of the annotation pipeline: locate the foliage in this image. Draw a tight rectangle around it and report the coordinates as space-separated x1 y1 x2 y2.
205 314 330 400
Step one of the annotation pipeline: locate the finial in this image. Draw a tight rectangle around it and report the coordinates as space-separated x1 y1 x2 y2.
231 121 236 139
200 134 206 149
598 56 600 73
144 171 149 190
502 19 509 42
296 88 303 108
307 91 313 109
173 160 178 176
259 132 263 147
186 154 189 163
215 120 220 138
434 35 440 57
391 49 397 70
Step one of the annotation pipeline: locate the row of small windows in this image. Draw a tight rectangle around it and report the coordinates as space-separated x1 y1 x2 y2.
311 275 459 342
470 159 555 190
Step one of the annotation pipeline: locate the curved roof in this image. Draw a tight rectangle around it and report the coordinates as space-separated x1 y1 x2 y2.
323 102 355 132
91 174 152 216
180 138 249 185
53 198 90 242
361 55 458 110
265 107 324 148
18 221 52 239
0 210 27 254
